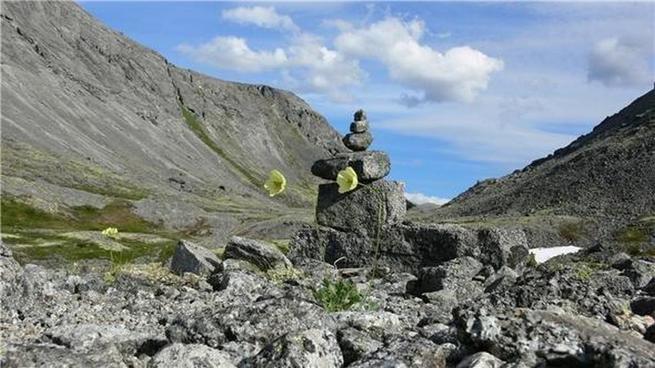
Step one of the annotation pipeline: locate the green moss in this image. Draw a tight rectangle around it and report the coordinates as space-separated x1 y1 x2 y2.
573 262 606 281
313 278 364 312
267 239 290 254
180 104 260 187
266 266 303 284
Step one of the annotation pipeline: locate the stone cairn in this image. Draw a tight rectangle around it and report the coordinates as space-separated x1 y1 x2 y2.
292 110 530 276
310 109 406 239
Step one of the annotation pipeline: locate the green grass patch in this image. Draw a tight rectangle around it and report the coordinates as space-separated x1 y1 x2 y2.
313 278 364 312
180 104 260 187
614 216 655 256
558 220 587 242
1 197 161 233
8 233 176 265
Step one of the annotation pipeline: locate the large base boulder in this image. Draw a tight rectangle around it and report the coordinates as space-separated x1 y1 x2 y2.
288 223 480 273
316 180 406 236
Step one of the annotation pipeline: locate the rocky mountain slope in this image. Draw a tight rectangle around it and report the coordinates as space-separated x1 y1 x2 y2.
2 227 655 367
0 1 345 242
413 89 655 242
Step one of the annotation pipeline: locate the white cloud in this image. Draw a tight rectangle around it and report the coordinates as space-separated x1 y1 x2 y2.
588 37 652 87
405 192 450 206
177 34 364 102
222 6 299 33
334 17 504 104
176 37 287 72
282 34 364 101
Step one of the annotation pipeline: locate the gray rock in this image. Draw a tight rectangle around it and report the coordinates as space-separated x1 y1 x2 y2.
645 324 655 343
337 327 384 365
241 328 343 368
316 180 406 235
354 109 367 121
350 120 369 133
401 223 480 265
420 323 459 345
643 277 655 295
484 266 519 293
288 222 480 274
208 270 270 300
311 151 390 182
420 290 459 323
457 307 655 366
353 335 449 368
417 257 484 293
3 343 127 368
349 359 408 368
343 131 373 151
477 228 530 270
456 352 505 368
334 311 407 340
223 236 292 271
44 323 166 357
621 260 655 288
149 343 236 368
170 240 222 276
630 296 655 316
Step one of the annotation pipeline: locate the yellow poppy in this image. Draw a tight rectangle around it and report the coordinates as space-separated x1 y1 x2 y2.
102 227 119 238
264 169 287 197
336 167 358 193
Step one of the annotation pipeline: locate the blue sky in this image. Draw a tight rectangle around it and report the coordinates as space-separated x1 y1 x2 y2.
79 1 654 204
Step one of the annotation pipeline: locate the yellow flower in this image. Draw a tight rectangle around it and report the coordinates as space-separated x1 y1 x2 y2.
336 167 358 194
101 227 119 238
264 169 287 197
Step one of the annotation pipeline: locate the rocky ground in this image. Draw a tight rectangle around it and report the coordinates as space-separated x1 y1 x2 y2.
2 226 654 368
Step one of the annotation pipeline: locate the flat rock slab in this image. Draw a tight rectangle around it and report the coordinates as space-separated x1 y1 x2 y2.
170 240 222 276
316 180 406 236
311 151 391 182
223 236 292 271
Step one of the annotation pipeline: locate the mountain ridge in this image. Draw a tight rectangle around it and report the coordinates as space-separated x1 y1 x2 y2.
1 0 346 243
414 88 655 239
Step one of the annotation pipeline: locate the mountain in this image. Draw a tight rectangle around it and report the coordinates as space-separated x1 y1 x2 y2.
413 89 655 240
0 1 345 246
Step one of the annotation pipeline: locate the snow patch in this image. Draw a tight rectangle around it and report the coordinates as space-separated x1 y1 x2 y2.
530 246 582 264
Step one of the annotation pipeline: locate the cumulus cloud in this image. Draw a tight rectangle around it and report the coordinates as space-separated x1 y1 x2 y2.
334 18 504 104
179 11 502 104
176 37 287 72
222 6 299 33
588 37 652 87
284 34 365 101
177 34 364 101
405 192 450 206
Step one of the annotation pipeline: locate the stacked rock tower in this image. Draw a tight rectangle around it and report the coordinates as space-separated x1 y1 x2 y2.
310 110 406 239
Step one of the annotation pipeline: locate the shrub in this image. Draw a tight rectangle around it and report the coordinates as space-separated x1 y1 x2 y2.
558 221 585 242
313 278 363 312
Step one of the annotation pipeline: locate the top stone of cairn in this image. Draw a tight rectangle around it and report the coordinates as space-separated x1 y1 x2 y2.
344 109 372 151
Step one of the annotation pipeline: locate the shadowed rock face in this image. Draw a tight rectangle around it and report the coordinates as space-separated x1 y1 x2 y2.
423 89 655 231
1 1 345 233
